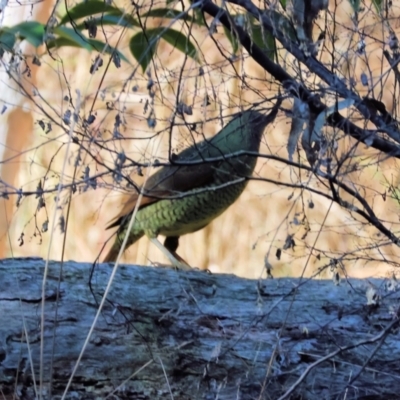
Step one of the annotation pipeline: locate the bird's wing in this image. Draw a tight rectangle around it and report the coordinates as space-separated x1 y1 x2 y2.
106 104 278 229
106 158 220 229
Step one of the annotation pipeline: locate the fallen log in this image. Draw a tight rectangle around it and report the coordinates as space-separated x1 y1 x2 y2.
0 258 399 399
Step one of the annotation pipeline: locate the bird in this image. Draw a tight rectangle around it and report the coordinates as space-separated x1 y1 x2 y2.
103 100 281 267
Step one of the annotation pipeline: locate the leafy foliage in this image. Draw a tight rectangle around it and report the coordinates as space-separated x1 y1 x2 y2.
0 0 283 71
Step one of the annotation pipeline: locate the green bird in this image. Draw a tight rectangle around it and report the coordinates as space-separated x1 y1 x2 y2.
103 100 281 266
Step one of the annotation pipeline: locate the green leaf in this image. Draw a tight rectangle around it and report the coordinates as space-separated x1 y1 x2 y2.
129 31 158 72
371 0 383 12
348 0 361 12
279 0 287 10
223 26 239 54
268 10 296 41
250 23 276 62
161 28 198 61
143 8 194 22
193 8 205 26
86 38 128 62
75 14 138 30
59 0 125 25
53 26 92 50
8 21 45 47
49 27 128 62
129 28 198 72
46 37 84 49
0 30 16 52
263 30 276 61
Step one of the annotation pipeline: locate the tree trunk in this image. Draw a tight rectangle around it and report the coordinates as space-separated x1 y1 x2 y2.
0 258 399 399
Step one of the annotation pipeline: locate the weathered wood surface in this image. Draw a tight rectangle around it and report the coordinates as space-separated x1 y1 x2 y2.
1 258 400 399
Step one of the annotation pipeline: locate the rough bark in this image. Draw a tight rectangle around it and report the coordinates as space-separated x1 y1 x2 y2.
1 258 400 399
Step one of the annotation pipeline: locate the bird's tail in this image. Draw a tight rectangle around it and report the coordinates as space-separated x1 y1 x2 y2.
103 231 144 263
103 246 121 263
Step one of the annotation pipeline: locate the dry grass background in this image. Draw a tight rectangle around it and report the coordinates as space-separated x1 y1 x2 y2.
1 0 400 279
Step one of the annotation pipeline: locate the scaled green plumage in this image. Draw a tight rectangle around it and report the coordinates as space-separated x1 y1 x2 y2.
104 101 281 263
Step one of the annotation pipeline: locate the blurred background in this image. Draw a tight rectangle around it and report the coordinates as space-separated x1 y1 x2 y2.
1 0 400 279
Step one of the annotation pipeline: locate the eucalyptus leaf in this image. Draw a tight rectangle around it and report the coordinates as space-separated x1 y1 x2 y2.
250 23 276 62
8 21 45 47
193 8 205 26
223 26 239 54
129 31 158 72
161 28 198 61
50 27 128 62
59 0 124 25
53 26 92 50
372 0 383 12
130 27 198 72
0 30 16 52
76 14 139 30
268 10 296 41
143 8 194 23
348 0 361 13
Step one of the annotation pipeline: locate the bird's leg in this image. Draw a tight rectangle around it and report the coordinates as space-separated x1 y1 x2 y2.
164 236 180 252
164 236 192 267
150 237 191 270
